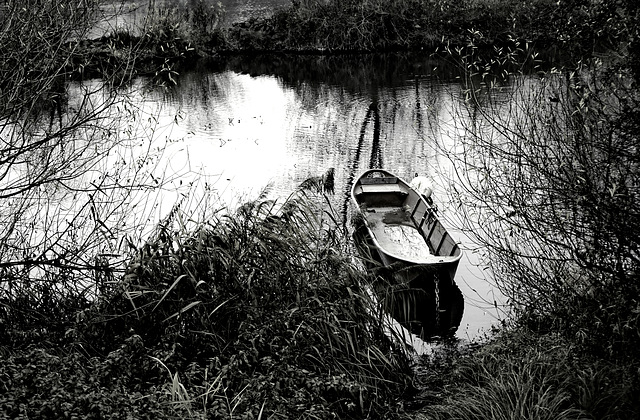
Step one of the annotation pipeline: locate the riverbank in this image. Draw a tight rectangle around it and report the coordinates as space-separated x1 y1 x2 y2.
72 0 626 81
4 185 637 418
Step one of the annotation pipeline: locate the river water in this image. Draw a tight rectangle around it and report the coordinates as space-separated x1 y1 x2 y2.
75 0 511 342
92 53 512 343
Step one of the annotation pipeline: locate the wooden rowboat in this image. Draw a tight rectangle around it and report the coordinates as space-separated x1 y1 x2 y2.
351 169 464 337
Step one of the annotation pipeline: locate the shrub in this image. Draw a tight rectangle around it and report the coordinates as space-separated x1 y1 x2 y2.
441 0 640 364
0 344 168 419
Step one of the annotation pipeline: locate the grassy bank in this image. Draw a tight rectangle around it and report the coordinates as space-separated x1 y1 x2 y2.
420 328 640 419
135 0 614 53
223 0 559 52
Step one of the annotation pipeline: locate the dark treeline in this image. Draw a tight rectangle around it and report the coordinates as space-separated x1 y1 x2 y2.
79 0 638 81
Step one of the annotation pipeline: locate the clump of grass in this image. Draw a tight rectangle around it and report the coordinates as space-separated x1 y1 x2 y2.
422 328 640 420
80 185 413 418
143 0 226 51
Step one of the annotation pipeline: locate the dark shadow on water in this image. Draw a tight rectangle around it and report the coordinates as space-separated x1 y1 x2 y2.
352 220 464 339
189 47 564 96
340 101 384 228
192 52 460 94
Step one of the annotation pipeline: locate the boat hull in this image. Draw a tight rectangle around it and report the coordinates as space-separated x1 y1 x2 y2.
351 169 464 338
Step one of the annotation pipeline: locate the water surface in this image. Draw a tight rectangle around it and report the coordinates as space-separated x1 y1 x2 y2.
111 53 512 342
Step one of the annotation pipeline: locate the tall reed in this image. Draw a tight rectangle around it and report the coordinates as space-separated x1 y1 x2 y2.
81 183 413 418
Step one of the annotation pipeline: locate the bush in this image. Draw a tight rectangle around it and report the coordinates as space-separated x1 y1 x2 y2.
223 0 559 52
0 344 168 419
441 0 640 365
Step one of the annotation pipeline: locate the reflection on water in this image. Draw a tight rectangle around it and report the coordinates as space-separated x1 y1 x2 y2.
108 52 511 342
158 54 478 197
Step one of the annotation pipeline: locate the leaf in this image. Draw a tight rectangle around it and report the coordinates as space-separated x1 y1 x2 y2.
163 300 202 322
152 274 187 312
208 298 232 317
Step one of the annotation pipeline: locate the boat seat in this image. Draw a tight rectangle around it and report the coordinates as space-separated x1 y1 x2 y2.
357 184 407 194
356 191 408 207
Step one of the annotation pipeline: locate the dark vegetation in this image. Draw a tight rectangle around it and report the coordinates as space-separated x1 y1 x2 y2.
1 0 639 418
2 187 413 418
79 0 634 78
225 0 558 52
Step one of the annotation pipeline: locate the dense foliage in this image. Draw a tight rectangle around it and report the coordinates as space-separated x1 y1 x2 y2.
426 328 640 419
444 3 640 361
89 0 632 60
223 0 560 52
428 1 640 417
2 187 413 418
